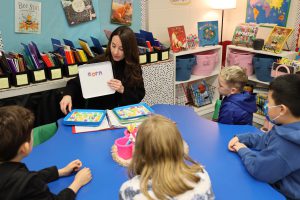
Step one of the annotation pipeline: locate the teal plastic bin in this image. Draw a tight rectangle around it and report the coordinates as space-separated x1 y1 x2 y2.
176 54 196 81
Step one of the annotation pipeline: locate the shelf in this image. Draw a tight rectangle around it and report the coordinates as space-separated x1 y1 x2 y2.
227 45 297 59
253 113 265 125
248 74 270 85
172 45 222 57
193 103 215 116
0 77 74 99
175 68 219 85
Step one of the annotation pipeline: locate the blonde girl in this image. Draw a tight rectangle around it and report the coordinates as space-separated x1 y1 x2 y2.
119 115 215 200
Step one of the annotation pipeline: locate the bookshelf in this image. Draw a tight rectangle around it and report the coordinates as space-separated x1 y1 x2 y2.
172 45 222 116
225 45 297 125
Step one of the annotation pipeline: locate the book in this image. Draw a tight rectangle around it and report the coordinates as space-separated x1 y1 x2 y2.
263 26 293 53
232 23 258 47
72 104 153 134
78 61 115 99
168 25 187 53
79 38 95 57
61 0 96 26
90 36 104 55
197 21 218 46
63 109 106 126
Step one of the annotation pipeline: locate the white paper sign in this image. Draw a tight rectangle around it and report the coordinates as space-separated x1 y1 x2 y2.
79 61 115 99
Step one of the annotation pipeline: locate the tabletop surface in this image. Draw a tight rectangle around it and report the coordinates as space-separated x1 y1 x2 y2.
24 104 284 200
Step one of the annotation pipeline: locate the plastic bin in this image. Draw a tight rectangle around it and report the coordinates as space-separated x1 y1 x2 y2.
227 50 254 76
176 54 196 81
192 50 218 76
253 54 278 82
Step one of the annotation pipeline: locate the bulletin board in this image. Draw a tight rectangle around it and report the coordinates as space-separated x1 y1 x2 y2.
0 0 143 52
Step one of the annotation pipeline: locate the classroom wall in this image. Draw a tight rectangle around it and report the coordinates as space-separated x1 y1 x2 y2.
0 0 142 52
148 0 299 48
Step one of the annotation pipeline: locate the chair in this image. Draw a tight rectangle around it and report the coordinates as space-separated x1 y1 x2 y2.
33 122 57 146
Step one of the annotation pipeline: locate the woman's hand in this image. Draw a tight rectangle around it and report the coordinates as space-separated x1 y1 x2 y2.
108 79 124 94
58 159 82 177
60 95 72 115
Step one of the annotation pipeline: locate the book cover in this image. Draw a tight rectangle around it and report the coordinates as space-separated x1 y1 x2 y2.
168 25 187 53
111 0 133 26
61 0 96 26
232 23 258 47
197 21 218 47
15 0 41 34
263 26 293 54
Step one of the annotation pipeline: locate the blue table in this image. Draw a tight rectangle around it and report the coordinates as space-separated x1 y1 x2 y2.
24 104 284 200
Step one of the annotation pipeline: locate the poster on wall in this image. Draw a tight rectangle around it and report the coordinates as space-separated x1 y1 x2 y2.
15 0 41 34
61 0 96 26
246 0 291 27
197 21 218 47
111 0 133 26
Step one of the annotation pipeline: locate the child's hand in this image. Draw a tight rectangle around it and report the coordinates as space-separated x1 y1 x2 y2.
69 167 92 194
58 159 82 177
74 167 92 187
108 79 124 94
228 136 239 152
232 142 247 152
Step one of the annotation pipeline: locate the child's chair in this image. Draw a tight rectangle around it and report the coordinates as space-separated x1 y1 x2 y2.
33 122 58 146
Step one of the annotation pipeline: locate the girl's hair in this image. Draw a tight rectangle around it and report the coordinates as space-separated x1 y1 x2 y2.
106 25 143 86
219 65 248 91
128 115 203 200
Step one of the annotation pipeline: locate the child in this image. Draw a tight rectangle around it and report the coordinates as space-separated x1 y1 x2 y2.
119 115 215 200
228 74 300 199
0 105 92 200
218 66 257 125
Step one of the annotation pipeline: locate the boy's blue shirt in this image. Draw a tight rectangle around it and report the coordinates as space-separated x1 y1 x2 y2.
218 92 257 125
237 121 300 199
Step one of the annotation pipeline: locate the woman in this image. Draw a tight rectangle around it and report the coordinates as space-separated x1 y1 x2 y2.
60 26 145 114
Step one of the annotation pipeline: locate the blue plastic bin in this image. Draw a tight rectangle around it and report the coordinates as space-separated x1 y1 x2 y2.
253 54 278 82
176 54 196 81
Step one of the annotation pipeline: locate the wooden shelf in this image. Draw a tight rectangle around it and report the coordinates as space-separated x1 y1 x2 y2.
0 77 74 99
172 45 222 57
248 74 270 85
175 68 219 85
227 45 297 59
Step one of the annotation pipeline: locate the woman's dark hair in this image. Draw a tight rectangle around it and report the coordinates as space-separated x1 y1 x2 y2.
106 26 143 86
0 106 35 161
269 74 300 117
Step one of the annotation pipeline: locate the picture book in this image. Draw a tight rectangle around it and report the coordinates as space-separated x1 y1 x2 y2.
168 26 187 53
112 102 154 120
78 62 114 99
15 0 41 34
188 80 213 107
78 38 95 57
263 26 293 54
197 21 218 47
61 0 96 26
232 23 258 47
111 0 133 26
63 109 106 126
